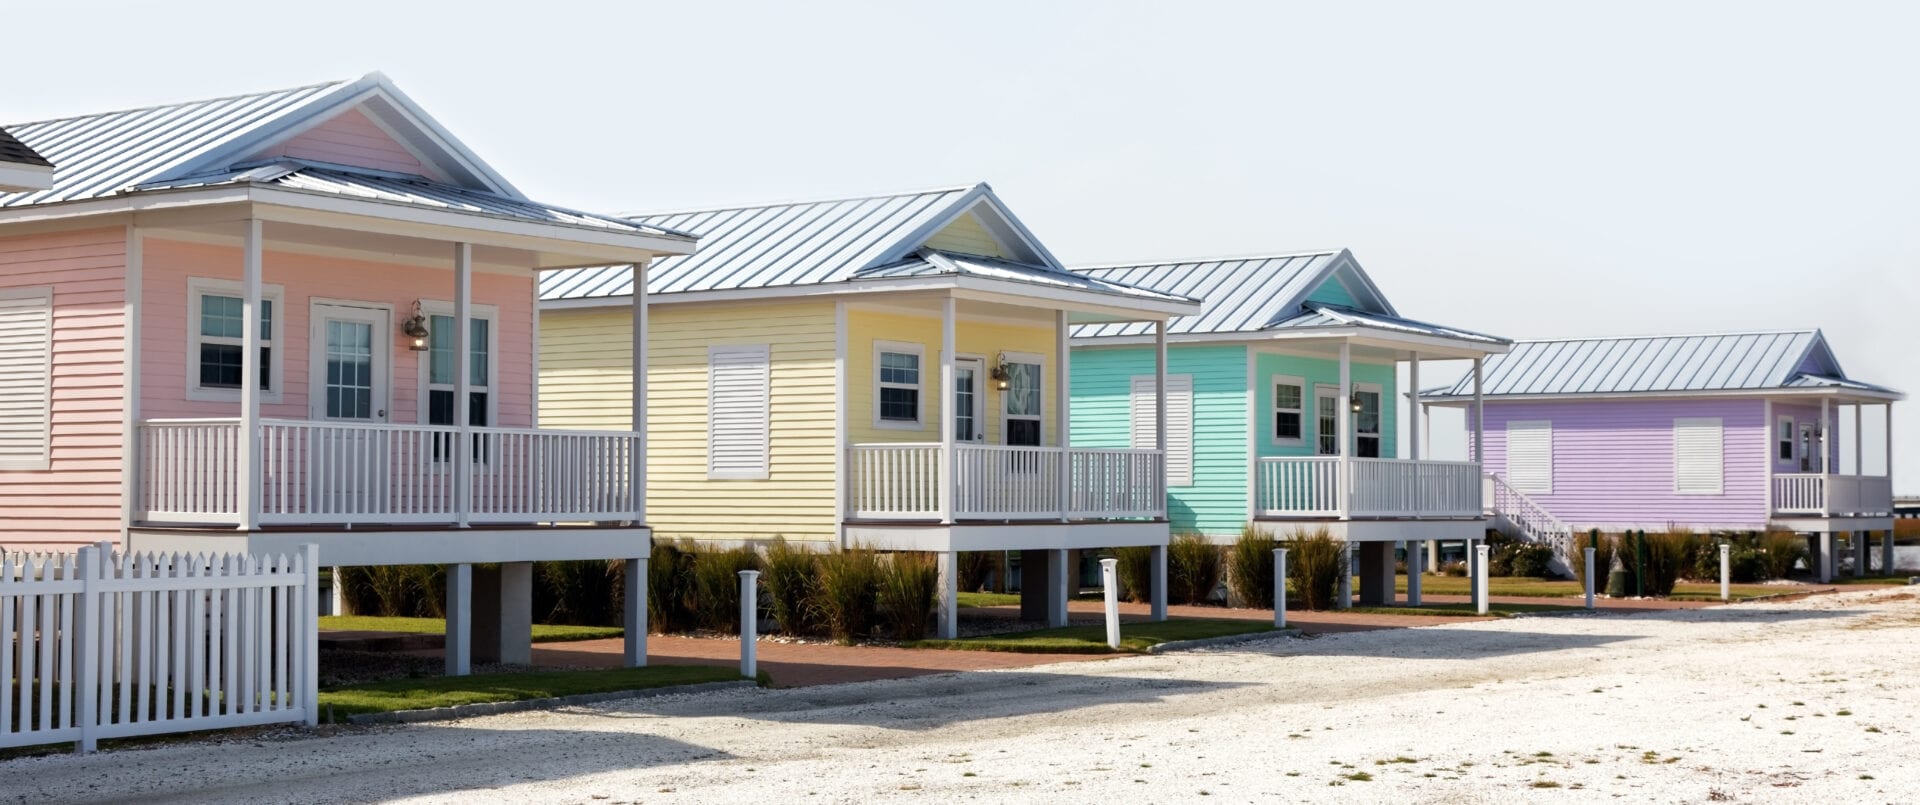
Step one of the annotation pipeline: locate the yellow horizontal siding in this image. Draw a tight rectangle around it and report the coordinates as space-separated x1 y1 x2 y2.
538 301 838 543
920 213 1006 257
846 308 1059 446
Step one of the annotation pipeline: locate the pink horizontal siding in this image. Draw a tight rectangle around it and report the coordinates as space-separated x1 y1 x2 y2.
251 107 432 177
0 227 128 547
1477 398 1769 530
140 238 534 427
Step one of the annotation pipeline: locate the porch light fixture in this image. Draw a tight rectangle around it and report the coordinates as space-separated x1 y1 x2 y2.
403 301 432 351
991 353 1011 390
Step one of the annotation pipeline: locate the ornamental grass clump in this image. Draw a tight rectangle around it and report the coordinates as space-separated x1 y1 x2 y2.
1761 530 1807 579
648 540 697 634
1114 546 1154 603
1167 532 1223 605
1283 528 1345 611
1572 529 1615 592
957 551 1000 593
813 546 883 644
536 559 623 626
1641 528 1698 597
690 545 760 632
761 538 820 635
337 565 445 618
1226 525 1278 608
876 553 940 640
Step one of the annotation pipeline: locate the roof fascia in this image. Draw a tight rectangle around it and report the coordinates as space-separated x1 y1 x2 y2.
249 186 691 261
544 271 1197 320
1421 386 1905 405
1073 325 1507 356
1794 330 1846 380
863 184 1068 271
0 162 53 193
1318 249 1397 316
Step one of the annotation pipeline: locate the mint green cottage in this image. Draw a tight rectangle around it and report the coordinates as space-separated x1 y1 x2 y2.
1066 250 1510 603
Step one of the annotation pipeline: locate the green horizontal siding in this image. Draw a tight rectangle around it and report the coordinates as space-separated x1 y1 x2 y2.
1305 273 1359 307
1071 344 1249 536
1254 352 1397 458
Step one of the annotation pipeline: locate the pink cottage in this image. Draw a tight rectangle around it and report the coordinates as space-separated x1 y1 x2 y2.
0 74 692 669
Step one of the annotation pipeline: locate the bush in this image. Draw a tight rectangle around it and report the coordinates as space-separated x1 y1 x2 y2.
762 538 820 635
648 541 697 634
1114 546 1154 603
1641 529 1698 597
1167 532 1223 605
1761 530 1806 579
814 546 883 644
690 545 760 632
337 565 445 617
1570 530 1614 591
876 553 939 640
957 552 1000 593
1225 525 1278 608
536 560 623 626
1283 529 1345 611
1503 543 1557 579
1442 560 1468 577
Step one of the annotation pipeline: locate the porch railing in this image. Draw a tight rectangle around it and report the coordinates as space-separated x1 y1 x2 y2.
1255 457 1481 519
1773 473 1893 516
844 443 1165 522
135 418 642 527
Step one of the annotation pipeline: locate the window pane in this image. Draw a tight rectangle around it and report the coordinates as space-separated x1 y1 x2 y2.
201 294 241 339
429 315 454 385
1007 418 1041 446
954 368 977 441
199 344 243 388
1275 411 1301 440
470 319 489 387
879 351 919 385
1274 382 1301 411
1355 390 1381 435
879 387 919 421
259 299 273 341
1005 363 1041 416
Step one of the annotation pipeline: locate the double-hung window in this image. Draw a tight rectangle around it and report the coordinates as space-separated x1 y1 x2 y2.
1352 384 1382 458
1314 386 1339 455
1776 416 1795 464
188 278 283 401
421 307 494 463
874 342 924 429
1272 375 1304 446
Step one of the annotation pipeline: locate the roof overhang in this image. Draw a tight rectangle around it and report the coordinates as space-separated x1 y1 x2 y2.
1420 386 1905 406
1074 325 1508 359
0 162 53 194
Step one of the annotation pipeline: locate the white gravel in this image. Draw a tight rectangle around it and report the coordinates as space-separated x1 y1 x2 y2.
5 587 1917 803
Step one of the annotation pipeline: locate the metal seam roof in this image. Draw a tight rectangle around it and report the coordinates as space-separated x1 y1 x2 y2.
855 250 1198 303
1421 330 1888 397
1069 251 1344 338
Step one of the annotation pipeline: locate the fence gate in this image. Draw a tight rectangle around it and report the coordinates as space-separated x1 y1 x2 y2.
1 543 319 753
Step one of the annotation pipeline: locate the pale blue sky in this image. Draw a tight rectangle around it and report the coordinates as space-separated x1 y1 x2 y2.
9 1 1915 487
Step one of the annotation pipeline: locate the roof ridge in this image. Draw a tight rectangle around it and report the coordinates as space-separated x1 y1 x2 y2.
1505 329 1820 345
1071 248 1345 272
5 78 350 128
619 183 983 220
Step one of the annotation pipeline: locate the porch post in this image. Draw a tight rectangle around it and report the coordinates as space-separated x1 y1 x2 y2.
1819 397 1830 477
1049 547 1070 627
1150 542 1168 622
1155 319 1168 519
1854 403 1863 479
1422 403 1432 459
1337 341 1351 518
445 563 472 676
1408 352 1421 461
453 243 473 528
623 557 648 667
631 258 650 524
936 550 959 639
1056 309 1071 521
237 218 263 530
1471 357 1485 465
939 295 957 523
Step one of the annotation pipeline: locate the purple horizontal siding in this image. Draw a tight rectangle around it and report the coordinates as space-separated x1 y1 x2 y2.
1476 398 1769 530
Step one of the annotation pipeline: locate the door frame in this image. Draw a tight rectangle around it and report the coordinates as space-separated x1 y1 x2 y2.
307 298 394 423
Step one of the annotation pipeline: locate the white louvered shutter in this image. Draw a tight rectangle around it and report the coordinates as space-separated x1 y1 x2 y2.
1131 374 1194 487
1506 420 1552 494
0 288 51 470
1673 417 1724 494
707 345 771 480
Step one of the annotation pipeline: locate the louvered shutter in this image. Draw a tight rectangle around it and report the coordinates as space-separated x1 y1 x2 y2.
0 288 51 470
1131 374 1194 487
707 345 770 480
1506 420 1552 494
1673 417 1724 494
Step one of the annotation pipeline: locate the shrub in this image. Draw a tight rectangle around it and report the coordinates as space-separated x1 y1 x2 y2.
957 551 1000 593
1225 525 1278 608
876 553 940 640
648 541 697 634
1572 529 1615 591
337 565 445 617
1728 544 1768 583
1441 560 1468 577
1114 546 1154 603
690 545 760 632
814 546 882 644
1283 529 1345 611
1761 530 1807 579
1167 532 1223 605
1503 543 1557 579
536 560 623 626
762 538 820 635
1641 529 1697 597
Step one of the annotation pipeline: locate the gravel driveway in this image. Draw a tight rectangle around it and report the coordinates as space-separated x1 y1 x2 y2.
4 588 1915 803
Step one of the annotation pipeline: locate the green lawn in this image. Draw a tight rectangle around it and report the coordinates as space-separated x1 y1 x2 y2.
318 665 747 716
903 618 1274 655
1394 575 1796 601
319 616 623 643
1342 602 1580 618
1828 576 1914 586
957 591 1021 608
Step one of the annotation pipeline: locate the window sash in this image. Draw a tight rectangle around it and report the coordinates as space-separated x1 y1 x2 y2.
876 349 922 423
196 292 274 392
1273 379 1303 443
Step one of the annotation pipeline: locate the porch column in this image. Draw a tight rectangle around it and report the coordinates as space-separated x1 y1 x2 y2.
1408 352 1421 461
623 557 648 667
1853 532 1867 579
1427 539 1439 575
1816 532 1836 584
1336 541 1352 609
1884 530 1896 577
1819 397 1829 476
1056 309 1071 521
939 296 957 523
237 218 263 530
1854 403 1863 479
1150 543 1168 621
445 563 473 676
632 258 650 524
1155 319 1168 519
1049 547 1070 627
936 550 959 639
1421 403 1433 459
1337 342 1351 518
473 562 533 665
1357 541 1393 606
1471 357 1485 465
1406 539 1423 605
453 243 473 528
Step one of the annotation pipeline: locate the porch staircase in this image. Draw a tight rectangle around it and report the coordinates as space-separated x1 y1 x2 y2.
1483 473 1575 576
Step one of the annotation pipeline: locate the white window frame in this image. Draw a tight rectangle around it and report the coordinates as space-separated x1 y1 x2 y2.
1351 381 1384 458
872 340 925 431
186 277 285 403
708 344 772 480
953 354 987 443
999 350 1046 446
1673 416 1725 495
0 286 52 471
1270 373 1305 447
1313 384 1340 456
412 301 501 429
1506 419 1554 494
1775 415 1795 465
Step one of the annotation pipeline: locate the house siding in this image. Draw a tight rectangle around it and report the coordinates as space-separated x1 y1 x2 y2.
539 301 839 543
1476 398 1769 530
845 308 1057 447
1071 344 1249 536
251 107 432 177
0 227 128 545
1304 274 1359 308
1253 351 1398 459
920 214 1006 258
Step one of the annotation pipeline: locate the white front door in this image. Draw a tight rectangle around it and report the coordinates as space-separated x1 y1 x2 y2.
308 302 391 516
953 357 984 443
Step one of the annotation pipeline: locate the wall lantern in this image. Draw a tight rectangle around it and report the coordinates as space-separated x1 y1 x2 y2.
403 301 432 351
991 353 1012 390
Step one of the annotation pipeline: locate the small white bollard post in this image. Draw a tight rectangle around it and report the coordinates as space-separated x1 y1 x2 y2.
1273 547 1288 629
1100 558 1121 649
738 569 760 678
1583 547 1596 611
1728 545 1743 603
1475 544 1491 615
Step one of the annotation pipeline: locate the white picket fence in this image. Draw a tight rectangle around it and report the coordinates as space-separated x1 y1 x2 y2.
0 543 318 753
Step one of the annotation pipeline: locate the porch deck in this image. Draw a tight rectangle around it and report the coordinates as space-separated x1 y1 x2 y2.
843 443 1164 523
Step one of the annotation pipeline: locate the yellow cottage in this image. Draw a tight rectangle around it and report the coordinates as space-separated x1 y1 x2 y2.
538 184 1200 636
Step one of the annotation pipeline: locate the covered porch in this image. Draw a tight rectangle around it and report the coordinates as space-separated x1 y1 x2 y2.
1768 390 1900 581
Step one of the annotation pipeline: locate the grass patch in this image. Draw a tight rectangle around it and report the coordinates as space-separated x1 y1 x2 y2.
318 665 745 716
319 615 622 643
1344 602 1580 618
1828 576 1913 586
1396 575 1805 601
956 591 1021 608
902 618 1274 654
